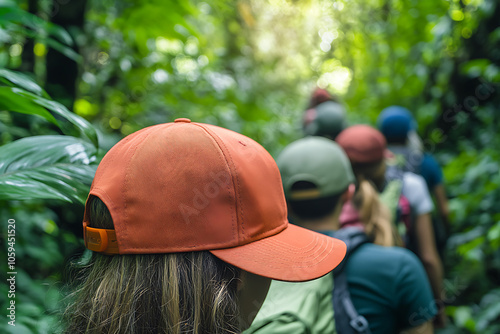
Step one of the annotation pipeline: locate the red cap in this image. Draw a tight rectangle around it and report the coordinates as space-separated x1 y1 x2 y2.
336 125 388 164
309 88 333 108
83 119 346 282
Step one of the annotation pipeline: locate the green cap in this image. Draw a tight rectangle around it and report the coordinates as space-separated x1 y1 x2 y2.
303 101 347 139
277 137 355 201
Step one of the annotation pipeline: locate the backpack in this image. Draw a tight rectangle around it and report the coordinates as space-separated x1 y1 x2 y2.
384 153 447 256
324 227 372 334
389 148 449 257
387 146 423 175
382 161 416 251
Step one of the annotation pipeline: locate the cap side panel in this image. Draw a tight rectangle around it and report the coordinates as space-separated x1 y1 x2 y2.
120 126 160 252
87 125 158 253
197 124 245 241
199 124 288 244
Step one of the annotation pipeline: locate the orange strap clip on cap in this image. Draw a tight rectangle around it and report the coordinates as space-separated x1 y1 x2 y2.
83 221 119 254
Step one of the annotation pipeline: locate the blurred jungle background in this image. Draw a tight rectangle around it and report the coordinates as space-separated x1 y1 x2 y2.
0 0 499 332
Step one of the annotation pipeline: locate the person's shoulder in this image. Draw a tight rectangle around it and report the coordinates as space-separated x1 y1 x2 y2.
265 272 333 301
401 171 434 213
421 153 442 171
352 243 417 266
421 153 443 184
357 243 417 260
402 171 426 187
249 273 334 333
383 245 422 265
377 247 429 286
348 245 425 287
422 153 439 165
401 171 428 197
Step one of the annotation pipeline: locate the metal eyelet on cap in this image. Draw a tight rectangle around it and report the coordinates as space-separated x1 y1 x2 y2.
174 118 191 123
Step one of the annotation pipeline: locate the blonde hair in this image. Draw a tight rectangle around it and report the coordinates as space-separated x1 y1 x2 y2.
351 176 402 247
63 197 241 334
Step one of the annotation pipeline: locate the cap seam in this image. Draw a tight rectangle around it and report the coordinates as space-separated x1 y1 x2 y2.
192 123 238 241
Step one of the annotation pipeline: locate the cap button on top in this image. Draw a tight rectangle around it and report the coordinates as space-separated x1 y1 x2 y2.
174 118 191 123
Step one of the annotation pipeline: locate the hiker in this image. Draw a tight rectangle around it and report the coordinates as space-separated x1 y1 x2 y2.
307 87 338 109
276 136 436 334
336 125 446 328
378 105 450 250
63 119 346 333
245 89 347 333
302 88 348 140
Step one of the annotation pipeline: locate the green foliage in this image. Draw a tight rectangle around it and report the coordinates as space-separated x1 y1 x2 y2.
17 89 98 146
0 4 98 332
0 202 81 333
0 66 99 204
0 68 50 97
442 142 500 332
76 0 327 154
0 86 58 125
0 0 81 63
1 0 499 332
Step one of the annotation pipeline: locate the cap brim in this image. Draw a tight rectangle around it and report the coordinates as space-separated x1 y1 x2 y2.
210 224 346 282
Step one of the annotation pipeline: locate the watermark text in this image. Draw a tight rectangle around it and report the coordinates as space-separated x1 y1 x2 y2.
6 219 16 327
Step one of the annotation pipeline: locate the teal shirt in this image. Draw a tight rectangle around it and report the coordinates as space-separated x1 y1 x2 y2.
420 153 443 191
346 243 437 334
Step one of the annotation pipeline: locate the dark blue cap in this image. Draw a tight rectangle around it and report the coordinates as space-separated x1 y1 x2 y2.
377 106 415 142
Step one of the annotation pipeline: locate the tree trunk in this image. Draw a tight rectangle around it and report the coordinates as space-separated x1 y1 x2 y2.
45 0 87 107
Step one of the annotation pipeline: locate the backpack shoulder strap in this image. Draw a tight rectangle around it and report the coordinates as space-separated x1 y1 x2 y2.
330 228 372 334
382 170 414 246
380 179 403 219
331 227 369 273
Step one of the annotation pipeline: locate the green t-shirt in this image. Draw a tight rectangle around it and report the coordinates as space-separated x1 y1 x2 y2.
346 243 437 334
244 272 335 334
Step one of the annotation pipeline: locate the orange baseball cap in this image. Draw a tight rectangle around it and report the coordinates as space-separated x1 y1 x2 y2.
83 118 346 282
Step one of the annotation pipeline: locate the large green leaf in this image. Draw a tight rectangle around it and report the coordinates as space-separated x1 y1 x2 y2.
0 135 97 173
0 87 59 126
45 20 74 46
0 164 96 203
46 37 82 63
0 69 49 97
9 89 98 146
0 136 97 203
